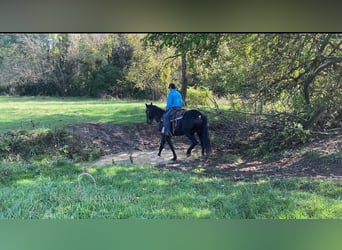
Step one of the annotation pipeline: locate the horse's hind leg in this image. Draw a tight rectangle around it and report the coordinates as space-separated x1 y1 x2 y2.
185 132 199 157
197 131 205 156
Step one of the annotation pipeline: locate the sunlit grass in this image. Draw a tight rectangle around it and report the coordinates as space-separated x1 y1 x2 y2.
0 160 341 219
0 96 147 133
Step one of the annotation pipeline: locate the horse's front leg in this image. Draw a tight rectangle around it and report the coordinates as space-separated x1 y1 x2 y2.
165 135 177 161
158 135 166 156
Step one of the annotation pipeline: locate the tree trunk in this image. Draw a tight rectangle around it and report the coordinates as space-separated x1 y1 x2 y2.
303 57 342 110
303 78 312 108
180 52 188 105
303 106 327 129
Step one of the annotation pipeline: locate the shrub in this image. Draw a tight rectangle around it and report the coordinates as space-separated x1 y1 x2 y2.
186 86 213 106
0 128 102 162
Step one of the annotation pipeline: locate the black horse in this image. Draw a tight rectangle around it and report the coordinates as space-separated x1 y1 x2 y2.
145 103 211 161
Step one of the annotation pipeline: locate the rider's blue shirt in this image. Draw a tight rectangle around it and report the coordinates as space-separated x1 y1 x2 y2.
166 89 183 110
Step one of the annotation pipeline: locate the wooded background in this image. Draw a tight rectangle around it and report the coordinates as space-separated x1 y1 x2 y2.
0 33 341 130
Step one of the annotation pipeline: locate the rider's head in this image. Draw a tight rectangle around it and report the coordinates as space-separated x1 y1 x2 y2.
168 83 176 90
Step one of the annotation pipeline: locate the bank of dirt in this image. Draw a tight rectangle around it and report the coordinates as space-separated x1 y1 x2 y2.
67 122 342 181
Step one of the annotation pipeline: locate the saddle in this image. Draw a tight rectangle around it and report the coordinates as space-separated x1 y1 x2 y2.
170 109 186 134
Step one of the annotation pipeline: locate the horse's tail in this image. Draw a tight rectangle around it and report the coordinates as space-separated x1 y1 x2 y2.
201 115 212 155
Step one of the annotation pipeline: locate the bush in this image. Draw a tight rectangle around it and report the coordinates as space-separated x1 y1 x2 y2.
243 122 312 160
186 86 213 106
0 128 102 162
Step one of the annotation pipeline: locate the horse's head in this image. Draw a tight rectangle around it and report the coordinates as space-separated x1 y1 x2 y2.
145 103 164 125
145 102 154 124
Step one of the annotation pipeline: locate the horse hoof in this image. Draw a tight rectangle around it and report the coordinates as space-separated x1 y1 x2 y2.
171 157 177 161
186 153 191 157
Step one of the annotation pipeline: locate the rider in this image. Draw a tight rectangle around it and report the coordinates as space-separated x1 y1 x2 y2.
162 83 184 136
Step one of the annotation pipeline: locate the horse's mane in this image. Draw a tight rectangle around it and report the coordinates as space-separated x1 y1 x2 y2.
152 104 165 113
152 105 165 121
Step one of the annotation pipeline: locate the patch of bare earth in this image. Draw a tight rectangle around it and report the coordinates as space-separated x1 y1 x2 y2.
66 122 342 181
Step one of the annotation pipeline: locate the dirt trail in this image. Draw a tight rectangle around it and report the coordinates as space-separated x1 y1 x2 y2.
67 122 342 181
94 150 195 167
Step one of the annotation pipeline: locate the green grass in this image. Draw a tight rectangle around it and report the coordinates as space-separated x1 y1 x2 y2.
0 160 341 219
0 96 147 133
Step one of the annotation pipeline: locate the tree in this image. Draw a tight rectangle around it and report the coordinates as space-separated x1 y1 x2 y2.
189 34 249 99
240 33 342 129
125 34 174 100
143 33 221 103
0 34 73 96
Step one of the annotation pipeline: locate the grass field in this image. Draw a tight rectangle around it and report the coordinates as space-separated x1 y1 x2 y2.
1 160 341 219
0 96 341 219
0 96 148 133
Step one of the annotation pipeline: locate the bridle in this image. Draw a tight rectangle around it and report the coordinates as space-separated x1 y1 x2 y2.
146 107 153 124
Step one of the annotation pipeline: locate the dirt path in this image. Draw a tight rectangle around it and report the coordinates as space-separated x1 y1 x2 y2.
67 122 342 181
94 150 196 167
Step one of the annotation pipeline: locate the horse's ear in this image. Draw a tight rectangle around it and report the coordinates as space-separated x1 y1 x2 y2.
145 103 148 107
150 102 152 105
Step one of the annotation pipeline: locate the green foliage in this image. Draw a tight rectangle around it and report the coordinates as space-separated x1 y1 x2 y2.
142 33 222 101
127 34 175 100
190 36 249 98
186 86 213 106
0 34 133 98
240 33 342 128
91 65 123 97
143 33 221 57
